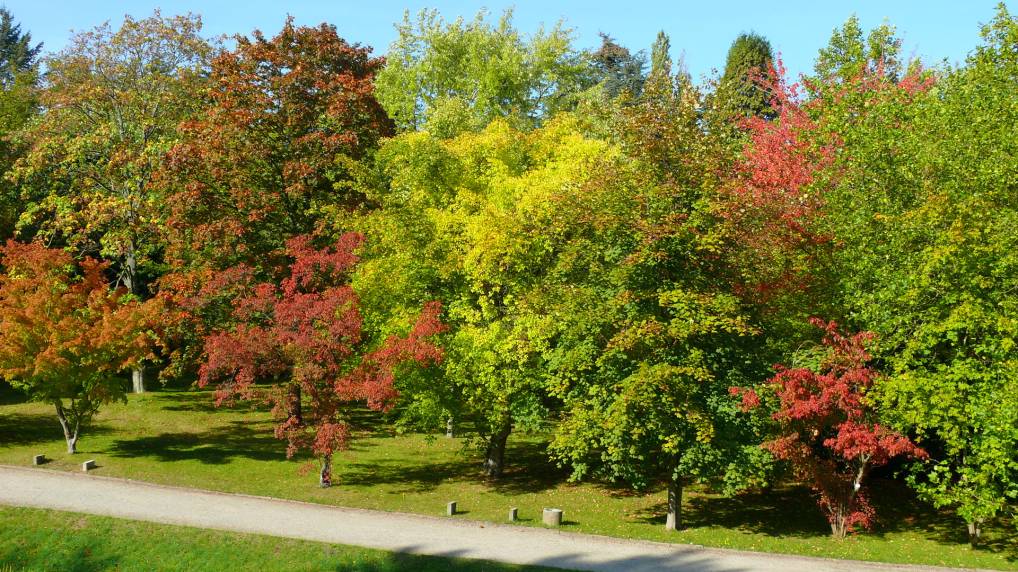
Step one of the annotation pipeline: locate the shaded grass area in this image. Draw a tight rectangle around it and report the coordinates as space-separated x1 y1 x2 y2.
0 387 1015 570
0 506 559 572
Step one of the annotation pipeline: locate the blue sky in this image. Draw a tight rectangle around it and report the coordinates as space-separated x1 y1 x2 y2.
4 1 1008 81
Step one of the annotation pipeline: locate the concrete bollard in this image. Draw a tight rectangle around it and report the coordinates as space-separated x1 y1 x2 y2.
32 454 46 466
542 508 563 527
82 459 97 472
508 507 518 522
446 501 457 516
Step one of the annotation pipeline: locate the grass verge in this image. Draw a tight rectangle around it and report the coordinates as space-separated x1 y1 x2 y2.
0 506 559 571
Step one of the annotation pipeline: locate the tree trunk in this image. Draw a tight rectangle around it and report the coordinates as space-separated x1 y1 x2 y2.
287 383 303 426
830 505 848 539
967 520 983 546
124 244 146 393
665 477 683 531
483 417 512 479
54 402 79 454
446 417 454 438
132 365 145 394
319 454 332 488
829 459 866 539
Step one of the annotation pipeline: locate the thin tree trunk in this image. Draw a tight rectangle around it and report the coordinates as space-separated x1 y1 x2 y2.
831 510 850 539
132 365 145 394
665 476 683 531
446 417 454 438
967 520 982 546
287 383 303 426
320 454 332 488
483 417 512 479
124 243 145 393
54 402 78 454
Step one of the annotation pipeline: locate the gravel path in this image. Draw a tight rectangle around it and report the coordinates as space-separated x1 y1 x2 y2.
0 465 978 572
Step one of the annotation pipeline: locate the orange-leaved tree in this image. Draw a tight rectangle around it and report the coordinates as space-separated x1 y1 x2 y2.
0 241 160 453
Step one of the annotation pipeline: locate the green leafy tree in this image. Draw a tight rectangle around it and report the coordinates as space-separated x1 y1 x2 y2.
10 12 213 392
545 75 772 531
375 9 590 136
650 31 672 78
854 9 1017 543
354 117 632 478
813 15 902 83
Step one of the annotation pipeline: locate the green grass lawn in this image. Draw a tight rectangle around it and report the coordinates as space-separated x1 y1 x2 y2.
0 387 1015 570
0 506 559 572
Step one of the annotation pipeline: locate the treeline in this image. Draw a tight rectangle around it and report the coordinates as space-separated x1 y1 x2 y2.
0 6 1015 543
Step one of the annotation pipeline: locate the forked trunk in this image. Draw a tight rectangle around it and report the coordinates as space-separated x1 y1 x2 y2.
54 402 79 454
665 477 683 531
967 520 983 546
483 417 512 479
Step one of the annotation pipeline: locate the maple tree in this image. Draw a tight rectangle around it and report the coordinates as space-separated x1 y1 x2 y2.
197 232 444 486
735 319 926 538
546 68 772 532
0 241 159 453
159 18 393 391
163 18 391 272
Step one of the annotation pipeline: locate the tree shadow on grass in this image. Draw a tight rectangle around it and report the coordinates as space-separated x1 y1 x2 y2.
865 479 1018 561
0 381 28 405
0 544 121 572
631 485 830 538
340 456 477 494
155 390 270 414
108 419 284 465
485 439 569 496
0 412 113 448
338 434 569 496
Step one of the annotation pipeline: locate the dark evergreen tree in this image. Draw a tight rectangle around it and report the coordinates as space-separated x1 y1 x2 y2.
0 8 41 88
591 33 646 99
0 7 39 239
716 32 774 120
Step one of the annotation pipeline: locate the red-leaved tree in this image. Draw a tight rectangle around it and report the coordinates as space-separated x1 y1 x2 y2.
733 318 926 538
0 241 160 453
197 232 445 486
722 58 840 305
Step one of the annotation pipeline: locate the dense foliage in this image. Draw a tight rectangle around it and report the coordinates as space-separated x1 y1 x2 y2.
0 241 158 452
0 4 1015 544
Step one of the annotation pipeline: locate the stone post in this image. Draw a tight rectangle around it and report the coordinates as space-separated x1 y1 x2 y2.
542 508 563 527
